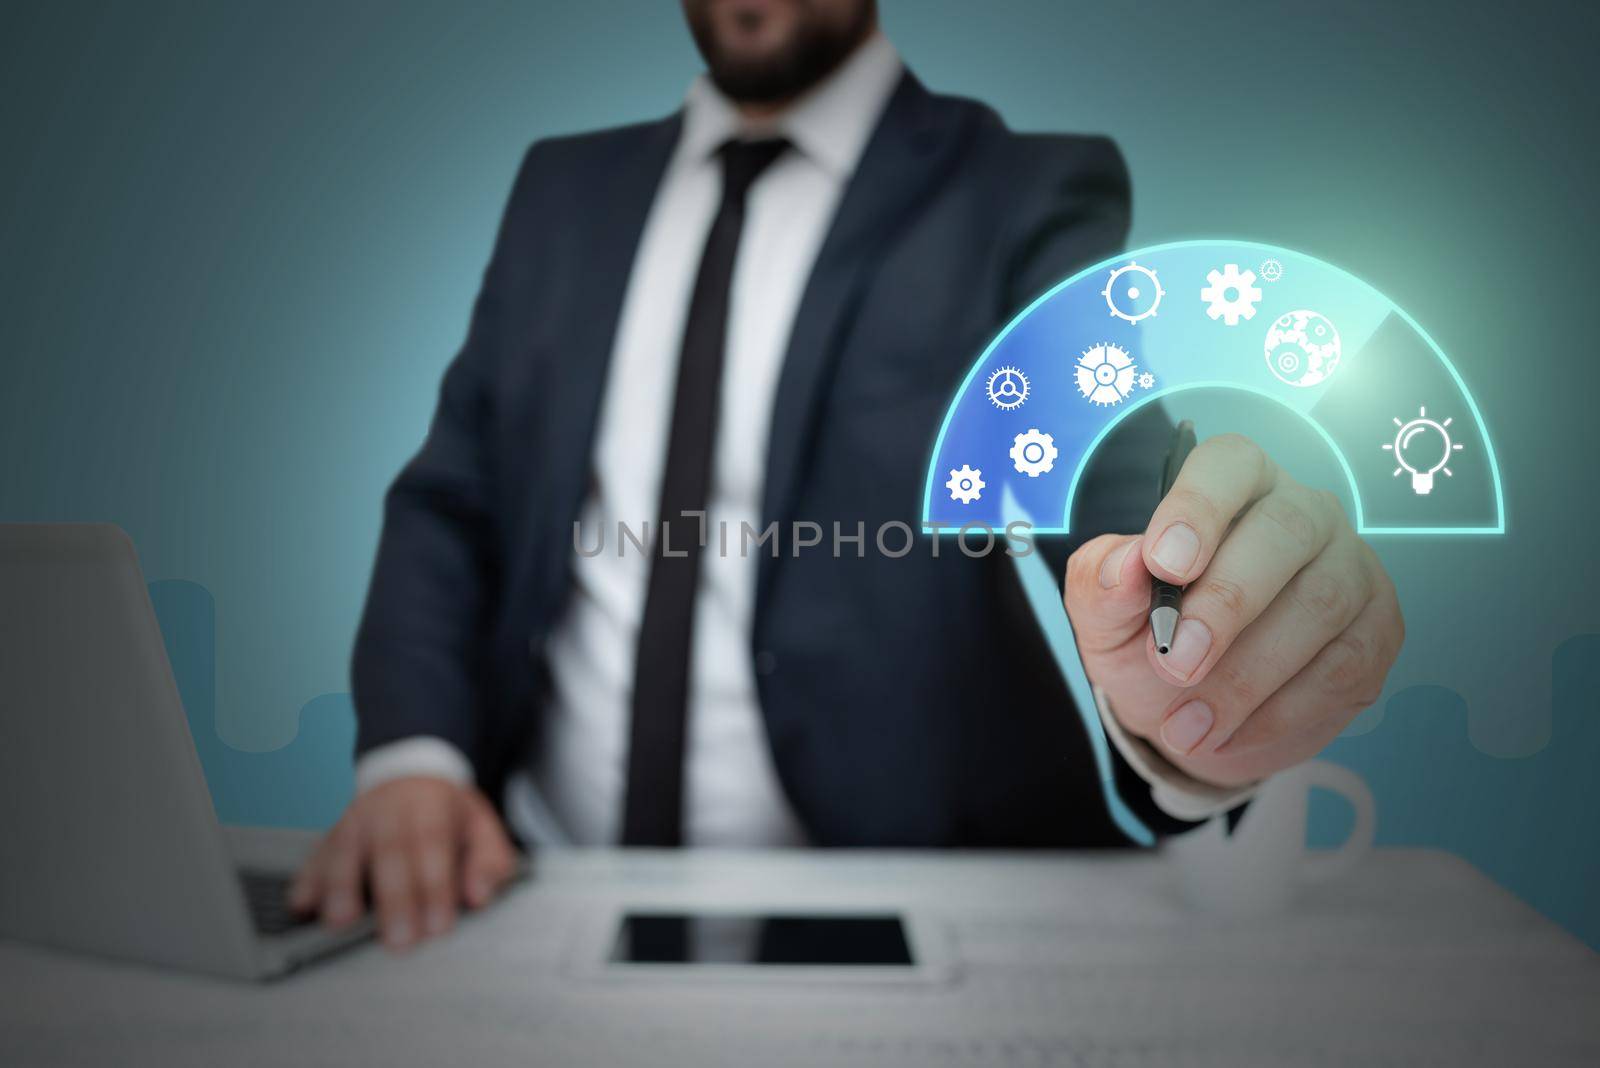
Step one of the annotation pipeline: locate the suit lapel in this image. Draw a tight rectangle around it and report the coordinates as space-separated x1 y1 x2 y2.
756 73 971 604
528 116 681 607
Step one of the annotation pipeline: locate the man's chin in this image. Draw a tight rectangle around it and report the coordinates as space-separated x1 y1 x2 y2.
689 1 876 107
707 58 809 104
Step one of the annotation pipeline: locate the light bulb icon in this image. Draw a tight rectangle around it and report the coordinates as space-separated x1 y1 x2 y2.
1383 406 1464 495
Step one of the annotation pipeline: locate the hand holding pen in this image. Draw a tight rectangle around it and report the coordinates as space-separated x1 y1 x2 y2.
1059 424 1404 788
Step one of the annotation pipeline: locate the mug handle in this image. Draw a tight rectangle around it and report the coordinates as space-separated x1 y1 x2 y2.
1296 760 1376 883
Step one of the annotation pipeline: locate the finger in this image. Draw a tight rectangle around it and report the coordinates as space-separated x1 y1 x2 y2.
369 814 420 951
317 821 367 929
1181 584 1403 786
412 807 459 940
288 839 326 914
1062 533 1149 656
1143 434 1277 584
1154 533 1373 757
1149 483 1341 686
460 791 516 910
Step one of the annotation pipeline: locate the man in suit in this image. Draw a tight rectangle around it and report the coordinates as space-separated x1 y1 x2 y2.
292 0 1403 951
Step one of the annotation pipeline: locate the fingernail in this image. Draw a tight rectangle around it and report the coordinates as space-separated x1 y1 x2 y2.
425 907 452 936
1098 539 1137 588
1150 523 1200 578
1160 619 1212 681
385 919 413 948
1161 700 1214 754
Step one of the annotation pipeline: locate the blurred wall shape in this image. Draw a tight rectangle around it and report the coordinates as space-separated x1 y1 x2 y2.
149 580 354 829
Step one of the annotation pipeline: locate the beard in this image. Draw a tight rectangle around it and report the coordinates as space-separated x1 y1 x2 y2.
686 2 878 105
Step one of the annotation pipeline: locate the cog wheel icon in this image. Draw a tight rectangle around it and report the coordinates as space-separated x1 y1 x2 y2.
1263 309 1342 388
985 365 1029 410
945 464 985 503
1075 342 1138 407
1102 262 1165 324
1259 258 1284 282
1200 263 1263 326
1010 429 1058 477
1137 371 1155 390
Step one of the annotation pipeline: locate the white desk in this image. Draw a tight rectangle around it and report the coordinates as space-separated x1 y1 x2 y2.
2 848 1596 1067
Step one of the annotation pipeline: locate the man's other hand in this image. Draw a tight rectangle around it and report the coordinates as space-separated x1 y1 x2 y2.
289 777 517 952
1063 433 1404 789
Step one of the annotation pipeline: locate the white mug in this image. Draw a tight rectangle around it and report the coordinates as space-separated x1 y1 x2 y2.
1168 759 1376 917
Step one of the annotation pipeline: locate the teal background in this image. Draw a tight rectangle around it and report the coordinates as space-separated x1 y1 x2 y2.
2 3 1596 943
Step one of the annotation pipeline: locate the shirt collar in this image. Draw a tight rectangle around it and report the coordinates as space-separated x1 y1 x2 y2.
678 29 903 180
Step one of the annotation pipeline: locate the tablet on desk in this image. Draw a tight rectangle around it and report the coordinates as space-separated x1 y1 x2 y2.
568 908 954 986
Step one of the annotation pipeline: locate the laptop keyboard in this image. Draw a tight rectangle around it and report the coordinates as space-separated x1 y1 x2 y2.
238 869 311 936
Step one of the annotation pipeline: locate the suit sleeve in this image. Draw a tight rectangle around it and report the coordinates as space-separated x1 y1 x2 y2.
349 144 543 765
998 134 1174 558
997 135 1210 837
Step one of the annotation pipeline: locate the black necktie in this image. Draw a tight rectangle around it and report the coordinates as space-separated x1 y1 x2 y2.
621 138 790 847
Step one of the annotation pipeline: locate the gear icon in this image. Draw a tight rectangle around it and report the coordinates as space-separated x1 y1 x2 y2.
1075 342 1138 406
1102 262 1164 324
1264 309 1342 387
945 464 985 504
1009 429 1058 477
1200 263 1263 326
1259 258 1284 282
985 366 1029 410
1137 371 1155 390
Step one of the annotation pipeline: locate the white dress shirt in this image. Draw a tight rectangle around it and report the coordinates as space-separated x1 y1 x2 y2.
356 32 1253 845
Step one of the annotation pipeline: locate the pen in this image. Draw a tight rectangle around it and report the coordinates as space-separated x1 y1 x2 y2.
1150 420 1197 656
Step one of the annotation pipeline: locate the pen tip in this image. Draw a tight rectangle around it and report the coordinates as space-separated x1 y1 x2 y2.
1149 605 1179 657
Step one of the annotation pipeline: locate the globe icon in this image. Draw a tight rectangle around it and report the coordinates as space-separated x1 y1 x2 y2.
1264 309 1341 388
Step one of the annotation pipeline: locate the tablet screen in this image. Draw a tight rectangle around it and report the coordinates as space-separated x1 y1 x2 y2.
608 912 913 966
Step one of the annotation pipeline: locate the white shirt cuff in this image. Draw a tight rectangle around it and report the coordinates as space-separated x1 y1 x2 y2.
1092 684 1260 822
354 736 474 795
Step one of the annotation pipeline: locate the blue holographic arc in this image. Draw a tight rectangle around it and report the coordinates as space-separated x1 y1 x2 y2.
921 240 1504 536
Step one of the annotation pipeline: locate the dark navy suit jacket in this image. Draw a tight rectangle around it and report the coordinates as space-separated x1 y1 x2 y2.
353 72 1189 847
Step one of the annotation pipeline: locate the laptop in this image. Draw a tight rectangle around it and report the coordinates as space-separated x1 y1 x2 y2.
0 524 373 979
